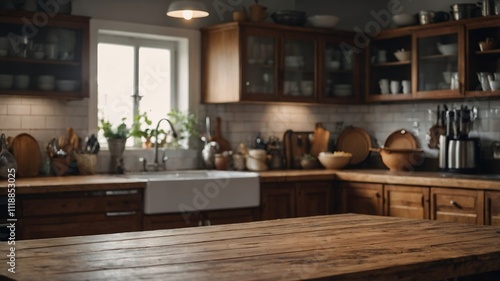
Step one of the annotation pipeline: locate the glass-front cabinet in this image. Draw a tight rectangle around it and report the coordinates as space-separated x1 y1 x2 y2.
243 29 278 101
280 33 316 103
414 26 463 99
320 36 359 103
366 32 412 102
0 10 89 99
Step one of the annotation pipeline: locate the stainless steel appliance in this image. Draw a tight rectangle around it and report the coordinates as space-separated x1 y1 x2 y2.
438 105 480 173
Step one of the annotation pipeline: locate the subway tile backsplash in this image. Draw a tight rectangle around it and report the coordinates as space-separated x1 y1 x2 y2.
1 96 500 174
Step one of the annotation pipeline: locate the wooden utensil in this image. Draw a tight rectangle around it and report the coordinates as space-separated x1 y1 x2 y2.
336 126 372 165
428 105 446 149
211 117 231 153
10 133 42 177
310 122 331 157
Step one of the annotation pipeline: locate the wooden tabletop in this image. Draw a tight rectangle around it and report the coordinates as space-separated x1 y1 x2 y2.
3 214 500 281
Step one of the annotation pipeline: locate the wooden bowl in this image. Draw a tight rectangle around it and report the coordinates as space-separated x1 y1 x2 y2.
318 152 352 169
378 148 423 171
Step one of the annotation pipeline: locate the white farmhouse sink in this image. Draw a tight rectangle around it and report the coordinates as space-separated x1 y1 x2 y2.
125 170 260 214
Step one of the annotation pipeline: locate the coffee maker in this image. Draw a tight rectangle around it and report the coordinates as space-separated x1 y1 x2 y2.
438 106 480 173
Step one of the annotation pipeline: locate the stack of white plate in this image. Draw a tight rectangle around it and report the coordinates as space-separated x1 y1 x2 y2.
333 84 352 97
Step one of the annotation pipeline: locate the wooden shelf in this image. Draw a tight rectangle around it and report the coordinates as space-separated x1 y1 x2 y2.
475 49 500 55
0 90 85 99
0 57 80 66
371 61 411 67
419 54 457 60
367 93 413 102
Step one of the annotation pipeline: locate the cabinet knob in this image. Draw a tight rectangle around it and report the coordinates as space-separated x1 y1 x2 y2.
450 200 462 209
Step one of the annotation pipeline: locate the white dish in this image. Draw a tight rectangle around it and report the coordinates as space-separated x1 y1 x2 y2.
437 43 458 55
392 13 417 27
56 80 79 92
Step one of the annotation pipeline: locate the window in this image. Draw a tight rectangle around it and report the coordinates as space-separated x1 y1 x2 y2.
97 33 177 146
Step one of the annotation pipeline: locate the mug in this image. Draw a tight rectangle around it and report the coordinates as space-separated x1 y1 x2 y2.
44 43 58 60
390 80 400 94
402 80 411 94
379 79 389 94
450 72 459 90
378 50 387 63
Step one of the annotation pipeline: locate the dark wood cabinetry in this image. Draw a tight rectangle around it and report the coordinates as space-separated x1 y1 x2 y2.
431 187 484 225
19 189 143 239
202 22 359 104
485 191 500 226
0 10 89 99
384 184 430 220
143 208 260 231
261 181 333 220
340 182 383 216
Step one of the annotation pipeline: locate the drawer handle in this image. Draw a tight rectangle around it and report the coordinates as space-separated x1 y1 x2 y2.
105 190 139 196
450 200 462 209
106 211 137 217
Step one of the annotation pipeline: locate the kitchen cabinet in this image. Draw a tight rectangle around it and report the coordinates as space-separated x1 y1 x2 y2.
485 191 500 226
0 10 89 99
465 19 500 98
365 30 413 102
339 182 383 216
430 187 484 225
260 181 333 220
202 22 360 104
18 189 143 240
384 184 430 220
143 208 260 230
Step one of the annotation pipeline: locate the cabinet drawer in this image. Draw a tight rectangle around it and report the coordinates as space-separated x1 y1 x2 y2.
431 187 484 225
384 185 430 220
485 191 500 226
21 190 142 217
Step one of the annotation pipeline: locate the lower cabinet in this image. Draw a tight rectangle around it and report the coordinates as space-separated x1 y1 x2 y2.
261 181 334 220
384 185 430 220
430 187 484 225
485 191 500 226
340 182 383 216
19 189 143 240
143 208 260 231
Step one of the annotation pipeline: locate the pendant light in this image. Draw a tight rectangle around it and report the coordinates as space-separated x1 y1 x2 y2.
166 0 209 20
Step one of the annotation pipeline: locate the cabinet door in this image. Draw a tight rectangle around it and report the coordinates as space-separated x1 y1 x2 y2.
485 191 500 226
366 32 413 102
431 187 484 225
465 20 500 98
143 212 201 230
204 208 260 226
242 27 279 101
280 32 317 103
340 182 383 216
296 182 333 217
0 11 89 99
384 185 430 219
261 182 296 220
414 26 464 99
319 36 360 103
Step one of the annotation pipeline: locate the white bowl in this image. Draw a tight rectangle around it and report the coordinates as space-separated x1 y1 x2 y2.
318 152 352 169
14 75 30 90
394 50 411 61
0 74 13 90
326 61 341 70
437 43 458 55
38 75 55 84
308 15 340 28
392 13 417 27
56 80 79 91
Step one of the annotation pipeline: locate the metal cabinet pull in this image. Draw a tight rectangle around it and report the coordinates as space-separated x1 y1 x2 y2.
450 200 462 209
106 211 137 217
105 190 138 196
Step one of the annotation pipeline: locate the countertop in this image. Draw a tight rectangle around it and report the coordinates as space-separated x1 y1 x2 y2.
1 169 499 195
3 213 499 281
0 175 147 195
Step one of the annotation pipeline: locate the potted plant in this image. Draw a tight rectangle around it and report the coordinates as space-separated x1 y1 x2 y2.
130 112 161 148
99 117 129 157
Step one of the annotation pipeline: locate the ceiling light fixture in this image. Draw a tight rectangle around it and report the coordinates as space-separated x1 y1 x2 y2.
166 0 209 20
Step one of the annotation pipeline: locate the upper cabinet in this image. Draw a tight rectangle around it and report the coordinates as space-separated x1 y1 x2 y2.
366 16 500 103
0 10 89 99
202 22 360 104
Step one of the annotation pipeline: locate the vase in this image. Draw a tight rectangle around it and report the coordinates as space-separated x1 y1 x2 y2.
107 138 126 174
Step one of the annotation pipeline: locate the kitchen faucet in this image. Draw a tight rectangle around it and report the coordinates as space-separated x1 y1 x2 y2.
140 118 178 171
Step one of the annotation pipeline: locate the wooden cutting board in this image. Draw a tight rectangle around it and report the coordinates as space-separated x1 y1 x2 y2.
310 122 331 157
10 133 42 177
211 116 231 153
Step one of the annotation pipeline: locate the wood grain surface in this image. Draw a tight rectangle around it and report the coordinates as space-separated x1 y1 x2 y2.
3 214 500 281
10 133 41 177
211 116 231 153
310 122 330 157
